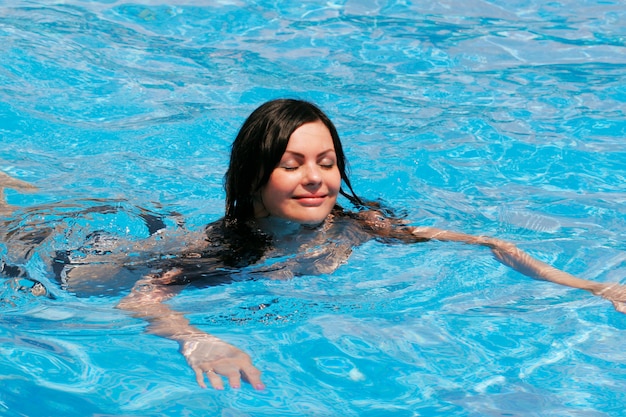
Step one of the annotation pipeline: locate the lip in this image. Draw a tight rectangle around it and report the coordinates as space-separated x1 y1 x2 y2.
293 194 327 206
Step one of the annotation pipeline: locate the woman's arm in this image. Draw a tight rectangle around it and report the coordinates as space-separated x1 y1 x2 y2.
359 209 626 313
0 171 38 216
408 226 626 313
116 269 264 390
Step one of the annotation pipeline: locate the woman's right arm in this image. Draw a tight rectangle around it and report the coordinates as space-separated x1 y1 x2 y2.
116 269 264 390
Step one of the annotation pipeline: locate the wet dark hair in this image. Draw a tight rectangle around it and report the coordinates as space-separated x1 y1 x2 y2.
224 99 363 225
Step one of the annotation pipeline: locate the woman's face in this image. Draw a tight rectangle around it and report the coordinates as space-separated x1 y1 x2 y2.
255 120 341 225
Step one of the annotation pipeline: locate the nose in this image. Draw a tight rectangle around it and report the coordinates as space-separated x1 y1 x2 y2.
303 163 322 186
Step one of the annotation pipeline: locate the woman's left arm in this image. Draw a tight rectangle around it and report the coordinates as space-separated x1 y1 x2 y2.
359 207 626 313
407 225 626 313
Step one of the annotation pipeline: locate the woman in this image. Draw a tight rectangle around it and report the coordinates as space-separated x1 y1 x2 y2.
112 99 626 391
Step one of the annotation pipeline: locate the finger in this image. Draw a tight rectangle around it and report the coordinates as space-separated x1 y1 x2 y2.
206 369 225 390
241 365 265 390
612 300 626 314
193 366 207 389
226 371 242 389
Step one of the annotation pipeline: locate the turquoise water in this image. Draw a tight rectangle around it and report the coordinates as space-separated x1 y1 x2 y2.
2 0 626 415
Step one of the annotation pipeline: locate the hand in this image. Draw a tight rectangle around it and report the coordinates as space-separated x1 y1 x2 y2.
592 283 626 314
179 334 265 390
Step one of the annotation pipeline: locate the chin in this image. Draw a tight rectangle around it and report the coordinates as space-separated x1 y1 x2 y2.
280 202 336 225
291 210 331 226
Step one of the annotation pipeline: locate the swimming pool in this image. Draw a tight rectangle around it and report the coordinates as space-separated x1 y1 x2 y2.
1 0 626 415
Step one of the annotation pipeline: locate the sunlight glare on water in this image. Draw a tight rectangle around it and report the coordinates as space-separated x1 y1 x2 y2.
1 0 626 416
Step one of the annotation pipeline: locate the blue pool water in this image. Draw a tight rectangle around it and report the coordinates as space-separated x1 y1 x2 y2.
2 0 626 415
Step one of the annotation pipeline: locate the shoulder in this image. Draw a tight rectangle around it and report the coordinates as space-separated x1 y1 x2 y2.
204 217 226 237
352 209 399 231
342 208 421 242
203 217 271 266
329 207 392 237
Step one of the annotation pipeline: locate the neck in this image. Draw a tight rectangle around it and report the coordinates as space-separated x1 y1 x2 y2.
254 216 330 237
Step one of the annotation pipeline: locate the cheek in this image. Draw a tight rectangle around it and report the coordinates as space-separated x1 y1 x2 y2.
329 170 342 193
261 172 293 209
264 171 294 195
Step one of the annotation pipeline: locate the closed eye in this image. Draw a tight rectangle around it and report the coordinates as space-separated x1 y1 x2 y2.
318 156 336 169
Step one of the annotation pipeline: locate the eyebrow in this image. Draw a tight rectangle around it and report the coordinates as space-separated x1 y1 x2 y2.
282 149 336 158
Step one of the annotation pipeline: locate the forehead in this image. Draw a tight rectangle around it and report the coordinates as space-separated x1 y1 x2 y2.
285 121 335 152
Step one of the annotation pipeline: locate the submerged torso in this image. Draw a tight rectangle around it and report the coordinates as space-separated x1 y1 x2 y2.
151 209 375 286
3 207 377 297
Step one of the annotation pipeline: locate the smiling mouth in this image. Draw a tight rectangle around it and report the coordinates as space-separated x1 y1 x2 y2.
294 195 327 206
